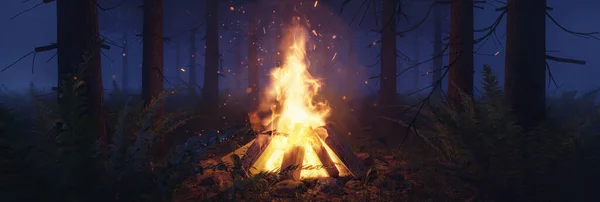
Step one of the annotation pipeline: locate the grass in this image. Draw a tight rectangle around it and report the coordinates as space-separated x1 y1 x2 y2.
1 64 600 201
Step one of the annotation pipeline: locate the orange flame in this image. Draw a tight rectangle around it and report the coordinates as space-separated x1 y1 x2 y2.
249 24 348 179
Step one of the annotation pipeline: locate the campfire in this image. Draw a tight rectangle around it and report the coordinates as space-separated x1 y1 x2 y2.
224 23 365 180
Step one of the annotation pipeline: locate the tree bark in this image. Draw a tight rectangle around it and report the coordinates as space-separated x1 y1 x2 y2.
121 31 129 91
380 0 397 107
247 3 260 112
141 0 165 154
189 28 198 92
56 0 107 149
432 4 443 94
447 0 474 107
504 0 546 129
204 0 220 118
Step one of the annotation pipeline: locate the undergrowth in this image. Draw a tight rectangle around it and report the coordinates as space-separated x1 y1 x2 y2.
410 64 600 201
0 56 253 202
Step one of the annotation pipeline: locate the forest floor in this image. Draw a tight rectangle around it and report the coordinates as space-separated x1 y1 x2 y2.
168 95 475 201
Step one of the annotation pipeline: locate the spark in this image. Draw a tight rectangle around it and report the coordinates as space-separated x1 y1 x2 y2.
364 81 368 85
263 27 266 34
312 30 318 36
332 35 337 40
180 68 186 72
122 53 126 57
314 1 318 7
331 52 337 61
494 50 500 56
230 6 234 11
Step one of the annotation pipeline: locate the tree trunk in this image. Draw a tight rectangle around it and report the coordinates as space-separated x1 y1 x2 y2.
432 4 443 94
204 0 220 118
189 28 197 92
141 0 165 154
56 0 107 149
121 31 129 91
447 0 474 106
380 0 397 107
504 0 546 129
247 4 260 111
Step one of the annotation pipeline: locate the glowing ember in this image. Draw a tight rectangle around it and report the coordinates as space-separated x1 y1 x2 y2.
249 24 349 179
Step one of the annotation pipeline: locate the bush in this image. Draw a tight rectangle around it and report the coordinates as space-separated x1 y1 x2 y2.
415 64 599 201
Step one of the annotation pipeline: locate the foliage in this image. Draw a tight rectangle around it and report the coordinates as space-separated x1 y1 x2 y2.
415 64 598 201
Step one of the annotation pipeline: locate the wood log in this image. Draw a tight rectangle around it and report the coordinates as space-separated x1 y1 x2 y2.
280 145 305 181
241 134 272 172
314 126 367 178
310 133 339 177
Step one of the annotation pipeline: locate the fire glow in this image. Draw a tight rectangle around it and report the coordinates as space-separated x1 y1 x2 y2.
249 25 350 179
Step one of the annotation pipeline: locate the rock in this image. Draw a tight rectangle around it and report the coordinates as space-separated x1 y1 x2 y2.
357 153 374 167
343 180 363 194
314 177 343 194
273 180 306 198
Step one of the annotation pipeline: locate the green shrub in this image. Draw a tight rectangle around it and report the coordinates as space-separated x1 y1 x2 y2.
414 64 595 201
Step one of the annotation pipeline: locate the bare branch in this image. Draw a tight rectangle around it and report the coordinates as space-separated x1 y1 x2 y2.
546 55 586 65
96 0 129 11
546 12 600 40
10 0 50 20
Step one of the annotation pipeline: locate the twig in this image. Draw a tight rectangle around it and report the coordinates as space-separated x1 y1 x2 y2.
10 1 45 20
96 0 129 11
1 51 34 72
545 62 559 88
546 12 600 40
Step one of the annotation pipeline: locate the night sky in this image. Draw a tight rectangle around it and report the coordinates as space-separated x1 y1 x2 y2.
1 0 599 97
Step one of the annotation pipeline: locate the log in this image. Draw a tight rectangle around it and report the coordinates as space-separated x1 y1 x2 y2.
241 134 272 172
310 132 339 177
314 126 367 178
280 145 305 181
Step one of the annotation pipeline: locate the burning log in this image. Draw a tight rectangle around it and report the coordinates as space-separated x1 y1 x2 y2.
314 126 367 178
281 145 305 180
310 132 340 177
241 133 272 172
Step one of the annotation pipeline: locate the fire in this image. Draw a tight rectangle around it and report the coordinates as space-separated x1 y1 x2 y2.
249 24 349 179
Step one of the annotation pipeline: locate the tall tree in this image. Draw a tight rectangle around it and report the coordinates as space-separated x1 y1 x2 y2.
504 0 546 129
141 0 165 152
432 4 443 94
189 28 198 92
204 0 220 117
56 0 107 148
380 0 397 107
447 0 474 106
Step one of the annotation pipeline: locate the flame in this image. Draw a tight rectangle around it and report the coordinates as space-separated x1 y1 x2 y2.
250 24 349 179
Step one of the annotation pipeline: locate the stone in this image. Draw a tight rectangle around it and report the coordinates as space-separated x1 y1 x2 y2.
273 180 306 198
